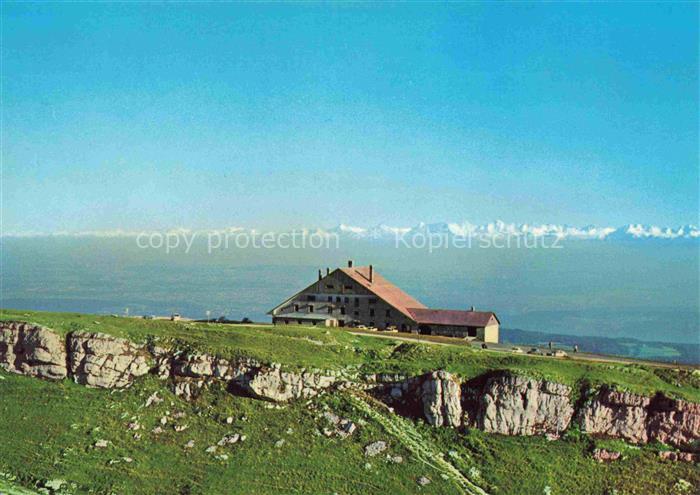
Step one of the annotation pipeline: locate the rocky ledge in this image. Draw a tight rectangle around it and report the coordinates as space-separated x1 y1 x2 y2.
0 321 67 380
69 332 152 388
463 373 574 437
369 371 698 451
579 387 700 449
1 321 698 453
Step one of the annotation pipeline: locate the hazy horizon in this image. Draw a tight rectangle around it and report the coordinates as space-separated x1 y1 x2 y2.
2 236 698 348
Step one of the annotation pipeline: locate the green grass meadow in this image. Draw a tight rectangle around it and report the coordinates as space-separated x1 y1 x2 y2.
0 309 698 494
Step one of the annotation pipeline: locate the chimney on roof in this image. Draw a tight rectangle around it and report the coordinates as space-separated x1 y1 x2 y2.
348 260 353 268
369 265 373 283
326 267 330 275
318 269 322 281
469 305 475 312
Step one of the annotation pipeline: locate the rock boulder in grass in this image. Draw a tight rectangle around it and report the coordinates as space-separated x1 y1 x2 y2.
364 441 387 457
420 370 462 427
463 373 574 437
658 451 699 463
68 332 151 388
0 322 67 380
592 449 621 463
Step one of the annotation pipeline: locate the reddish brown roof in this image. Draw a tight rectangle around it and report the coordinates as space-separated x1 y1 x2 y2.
406 308 499 327
339 266 426 319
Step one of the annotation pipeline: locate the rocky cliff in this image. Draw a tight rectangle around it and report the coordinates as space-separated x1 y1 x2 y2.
68 332 152 388
463 373 574 437
0 321 67 380
579 387 700 449
1 321 698 452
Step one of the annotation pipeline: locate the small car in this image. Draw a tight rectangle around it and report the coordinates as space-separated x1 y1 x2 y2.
527 347 542 355
142 315 155 320
511 346 524 354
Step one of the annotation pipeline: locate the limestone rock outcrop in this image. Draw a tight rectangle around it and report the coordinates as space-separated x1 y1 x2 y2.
579 388 700 449
149 345 173 380
1 320 698 451
463 373 574 437
68 332 151 388
420 371 462 427
233 364 336 402
579 388 649 443
0 322 67 380
646 396 700 449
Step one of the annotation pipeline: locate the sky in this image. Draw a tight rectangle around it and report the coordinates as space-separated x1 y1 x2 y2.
2 3 698 233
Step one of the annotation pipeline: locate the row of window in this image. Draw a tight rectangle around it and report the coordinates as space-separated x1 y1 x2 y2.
307 294 378 305
280 319 398 330
324 284 354 291
292 301 391 318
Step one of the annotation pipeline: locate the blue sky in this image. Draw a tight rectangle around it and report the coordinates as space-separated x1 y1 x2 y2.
2 3 698 232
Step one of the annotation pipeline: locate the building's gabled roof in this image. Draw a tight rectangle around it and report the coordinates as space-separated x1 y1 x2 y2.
268 263 500 328
406 308 499 327
339 266 426 319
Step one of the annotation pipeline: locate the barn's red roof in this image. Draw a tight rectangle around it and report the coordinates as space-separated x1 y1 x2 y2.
339 266 426 319
406 307 498 327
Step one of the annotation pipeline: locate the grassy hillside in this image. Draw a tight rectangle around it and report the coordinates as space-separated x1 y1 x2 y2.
1 309 698 402
1 309 699 494
1 369 698 495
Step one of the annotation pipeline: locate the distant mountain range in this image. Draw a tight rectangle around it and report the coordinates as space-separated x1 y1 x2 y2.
326 221 700 241
4 221 699 240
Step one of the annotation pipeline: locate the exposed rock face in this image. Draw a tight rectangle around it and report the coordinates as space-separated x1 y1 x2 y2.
233 365 336 402
148 345 173 380
68 332 151 388
0 322 67 380
646 396 700 449
579 388 700 449
420 371 462 427
579 389 650 443
464 374 574 437
172 353 216 379
2 320 699 451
